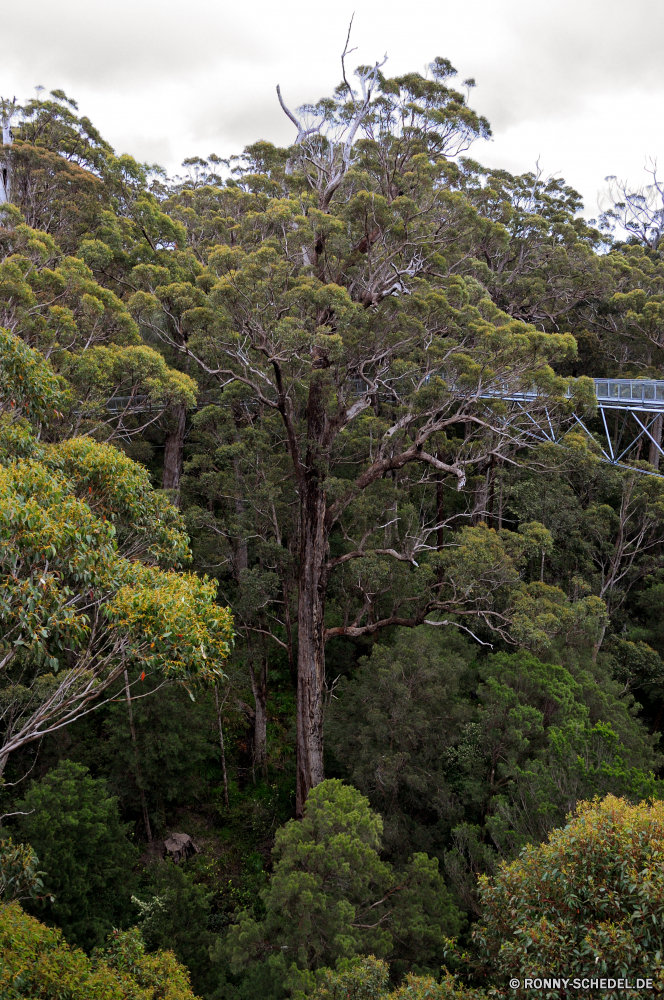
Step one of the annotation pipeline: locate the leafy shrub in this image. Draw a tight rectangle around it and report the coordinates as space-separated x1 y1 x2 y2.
0 901 197 1000
15 760 137 950
224 779 461 974
470 795 664 996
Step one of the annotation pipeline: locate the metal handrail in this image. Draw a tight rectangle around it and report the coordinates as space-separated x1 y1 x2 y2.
593 379 664 408
478 379 664 411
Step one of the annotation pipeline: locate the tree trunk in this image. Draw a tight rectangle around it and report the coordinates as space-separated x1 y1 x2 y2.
124 667 152 842
162 403 187 502
650 413 663 469
471 465 489 525
497 462 504 530
282 579 296 686
0 160 10 204
231 455 248 580
592 620 608 663
436 451 445 550
214 684 230 809
248 653 268 776
295 477 327 818
0 116 12 205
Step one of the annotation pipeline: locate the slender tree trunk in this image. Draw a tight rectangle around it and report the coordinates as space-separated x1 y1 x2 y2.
248 653 268 776
162 403 187 502
232 457 248 579
592 621 607 663
295 477 327 818
0 161 10 204
214 684 230 809
124 667 152 842
282 579 296 685
471 465 489 525
497 464 504 530
436 450 445 550
0 116 12 205
650 413 662 469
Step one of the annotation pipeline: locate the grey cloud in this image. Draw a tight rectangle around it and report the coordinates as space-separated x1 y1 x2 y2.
1 0 271 87
460 0 664 128
1 0 663 212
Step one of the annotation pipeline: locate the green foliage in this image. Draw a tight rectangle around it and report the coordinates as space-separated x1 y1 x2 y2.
0 328 233 769
97 683 220 835
390 971 488 1000
0 901 197 1000
97 925 200 1000
0 214 198 448
0 453 117 663
0 241 139 352
225 779 461 974
14 760 137 950
47 435 191 564
311 955 389 1000
308 958 489 1000
0 837 46 903
466 795 664 996
329 633 662 917
327 627 472 860
0 326 67 424
134 859 214 994
0 429 233 680
108 563 234 689
488 721 664 852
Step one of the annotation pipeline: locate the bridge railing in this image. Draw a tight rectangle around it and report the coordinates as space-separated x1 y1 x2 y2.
476 379 664 411
594 379 664 408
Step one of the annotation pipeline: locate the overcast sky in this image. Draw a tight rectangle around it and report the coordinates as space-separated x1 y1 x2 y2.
1 0 661 215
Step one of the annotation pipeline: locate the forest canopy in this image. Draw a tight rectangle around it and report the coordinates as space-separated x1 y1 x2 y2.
2 48 664 1000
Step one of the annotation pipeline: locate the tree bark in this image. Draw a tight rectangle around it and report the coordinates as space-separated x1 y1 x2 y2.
437 473 445 550
231 453 248 580
649 413 663 469
0 115 13 205
214 684 230 809
592 620 607 663
162 403 187 502
248 652 268 776
487 456 495 528
295 476 327 818
497 460 504 530
471 465 489 525
282 579 296 686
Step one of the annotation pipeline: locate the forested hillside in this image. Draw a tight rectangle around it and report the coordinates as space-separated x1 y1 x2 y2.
2 55 664 999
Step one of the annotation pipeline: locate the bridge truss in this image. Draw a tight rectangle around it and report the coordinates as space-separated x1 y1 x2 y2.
495 378 664 479
99 380 664 478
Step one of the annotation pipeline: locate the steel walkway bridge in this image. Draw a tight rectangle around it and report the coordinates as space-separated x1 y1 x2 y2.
98 379 664 477
493 378 664 477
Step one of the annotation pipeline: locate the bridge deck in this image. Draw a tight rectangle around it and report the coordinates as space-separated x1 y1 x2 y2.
593 379 664 410
487 379 664 411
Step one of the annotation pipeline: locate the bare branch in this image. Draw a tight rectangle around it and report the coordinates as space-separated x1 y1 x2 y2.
340 15 357 97
243 627 288 650
0 809 34 822
276 85 304 140
423 619 494 647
